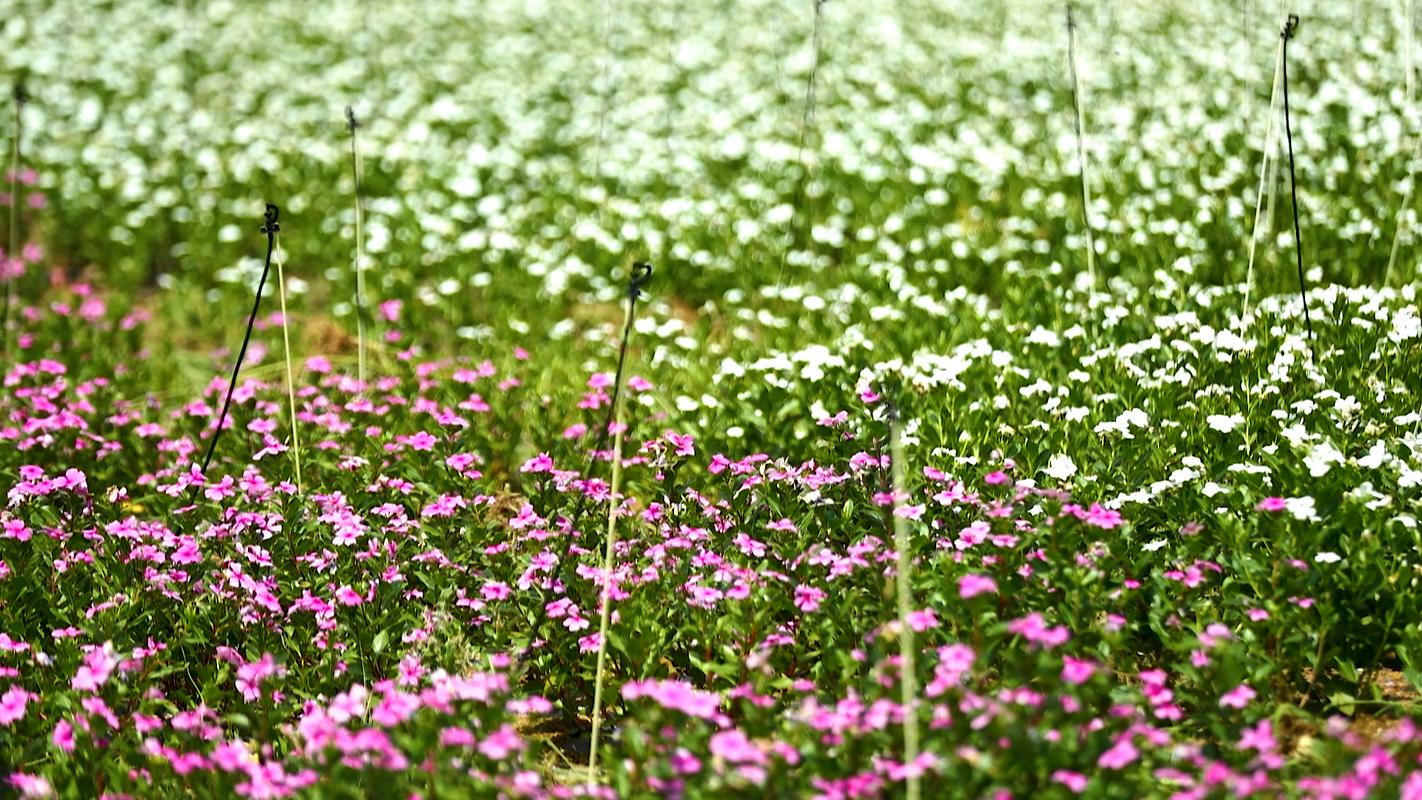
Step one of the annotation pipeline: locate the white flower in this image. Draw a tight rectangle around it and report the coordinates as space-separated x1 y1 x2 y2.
1357 441 1389 470
1390 305 1420 342
1027 327 1061 347
1304 441 1345 477
1142 539 1167 552
1206 414 1244 434
1043 454 1077 482
1333 396 1361 420
1169 467 1199 484
1313 551 1341 564
1400 467 1422 489
1285 496 1320 521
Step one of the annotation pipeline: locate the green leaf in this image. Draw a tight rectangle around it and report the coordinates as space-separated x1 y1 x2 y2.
1329 692 1357 716
1404 668 1422 694
372 629 390 656
1335 657 1359 684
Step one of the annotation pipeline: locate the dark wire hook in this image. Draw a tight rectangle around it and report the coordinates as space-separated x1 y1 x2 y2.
260 203 280 235
1282 13 1298 40
346 105 359 132
629 261 653 299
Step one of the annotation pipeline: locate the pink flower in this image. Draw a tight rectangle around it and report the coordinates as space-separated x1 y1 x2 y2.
1219 684 1256 709
404 431 438 451
7 773 53 798
622 679 725 723
709 729 767 765
1084 503 1123 529
1096 737 1139 769
1060 656 1097 685
1238 719 1276 753
477 724 523 760
372 689 420 726
894 504 925 520
670 748 702 775
481 581 512 601
794 584 826 613
984 470 1009 486
926 644 975 695
2 519 30 542
1256 497 1287 512
1052 770 1088 793
335 586 364 606
957 574 998 599
51 719 75 752
0 685 34 725
666 432 696 457
235 653 284 702
906 609 939 632
71 643 119 692
440 726 476 748
1006 613 1071 649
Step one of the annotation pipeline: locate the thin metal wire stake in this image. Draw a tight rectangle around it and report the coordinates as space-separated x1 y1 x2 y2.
193 204 281 497
776 0 826 289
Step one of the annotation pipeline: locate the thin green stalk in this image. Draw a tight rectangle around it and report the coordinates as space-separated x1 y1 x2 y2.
586 265 648 790
585 403 625 790
593 0 615 183
1408 0 1416 110
347 107 368 385
3 83 24 359
1385 131 1422 287
274 233 303 492
1066 5 1098 294
889 406 921 800
1246 37 1284 315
